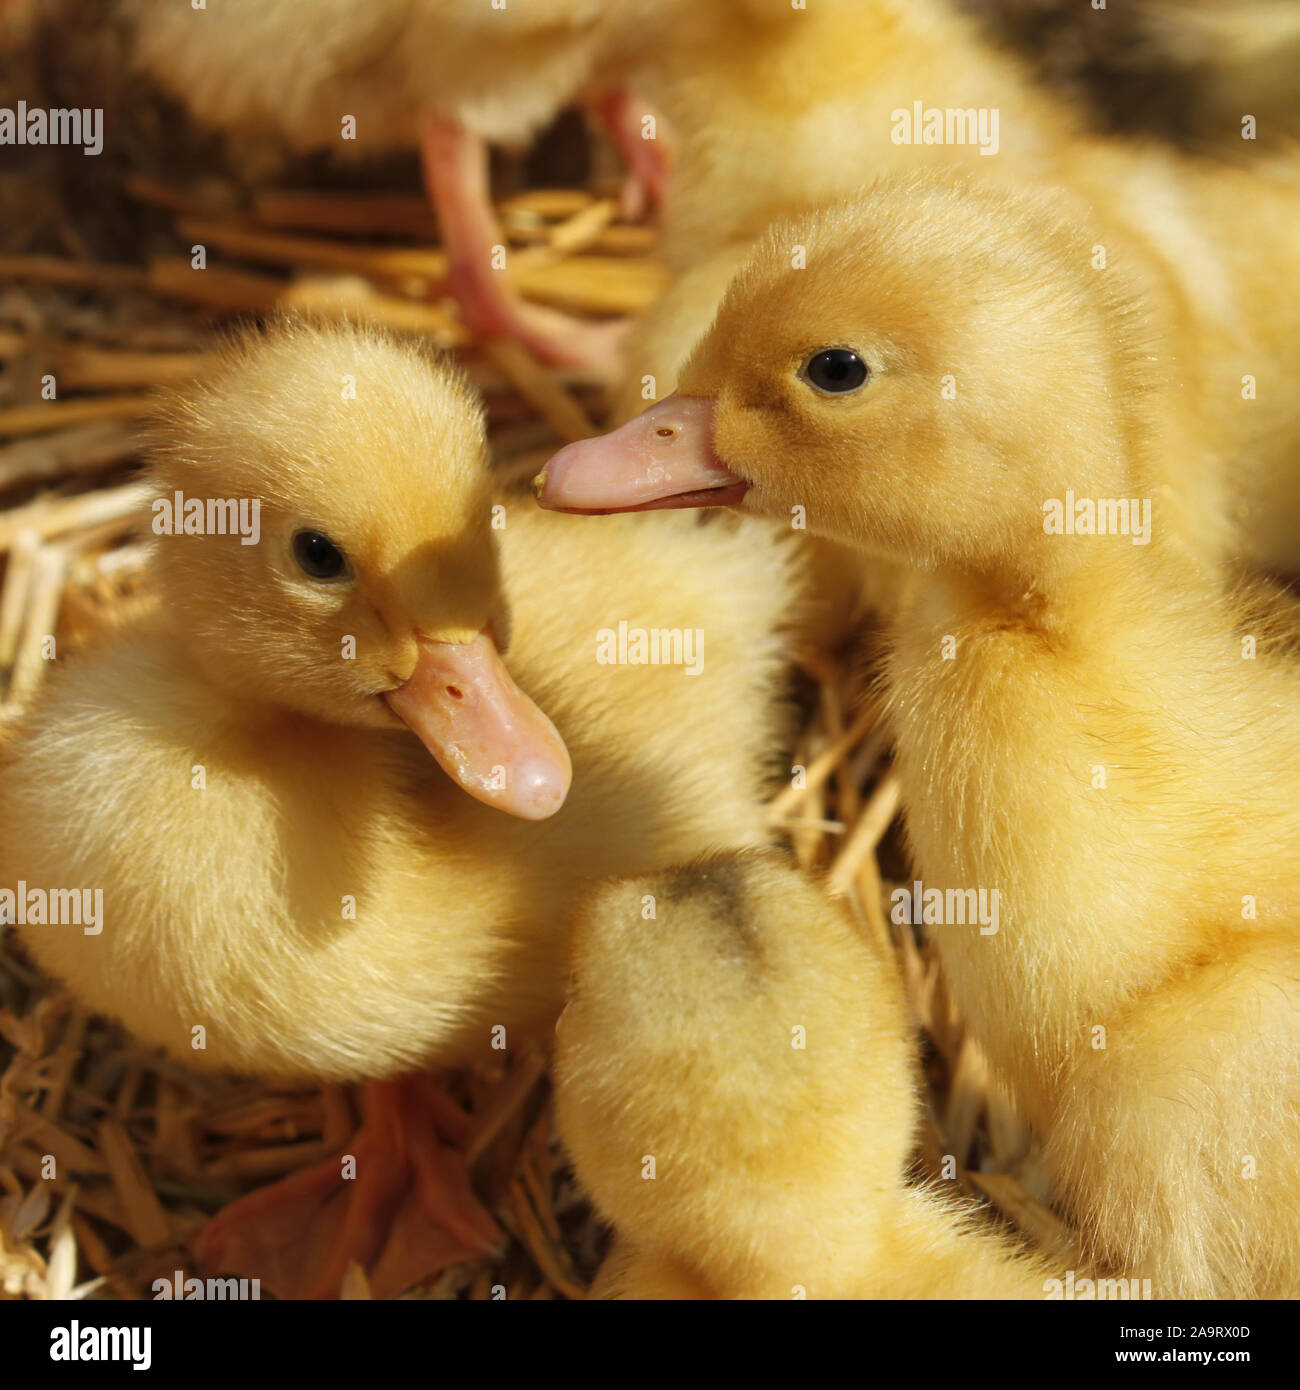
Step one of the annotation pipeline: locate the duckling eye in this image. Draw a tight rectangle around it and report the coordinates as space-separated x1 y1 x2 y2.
292 530 348 580
801 348 869 395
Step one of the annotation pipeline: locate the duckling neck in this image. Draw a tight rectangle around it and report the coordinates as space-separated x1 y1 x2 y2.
157 611 262 712
884 551 1228 1115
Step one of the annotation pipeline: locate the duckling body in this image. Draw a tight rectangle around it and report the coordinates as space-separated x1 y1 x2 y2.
556 853 1062 1299
537 179 1300 1296
886 552 1300 1299
1054 139 1300 573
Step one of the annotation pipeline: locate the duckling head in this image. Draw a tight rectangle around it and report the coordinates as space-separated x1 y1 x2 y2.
555 850 916 1278
148 318 570 819
537 176 1153 587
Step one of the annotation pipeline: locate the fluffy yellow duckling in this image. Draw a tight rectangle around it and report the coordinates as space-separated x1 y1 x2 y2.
0 319 799 1296
556 851 1066 1299
128 0 660 364
599 149 1300 577
537 180 1300 1297
611 1 1300 574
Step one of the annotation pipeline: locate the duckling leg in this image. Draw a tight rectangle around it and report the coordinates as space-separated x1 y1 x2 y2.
587 89 671 222
418 114 627 371
193 1076 501 1300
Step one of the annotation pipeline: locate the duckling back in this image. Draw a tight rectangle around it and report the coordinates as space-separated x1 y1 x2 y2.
1059 138 1300 573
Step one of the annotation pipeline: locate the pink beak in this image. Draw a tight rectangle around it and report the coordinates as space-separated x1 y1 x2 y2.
532 394 747 514
386 630 571 820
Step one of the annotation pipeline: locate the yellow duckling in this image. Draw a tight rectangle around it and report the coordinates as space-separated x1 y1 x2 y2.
128 0 661 365
556 851 1066 1299
610 0 1300 575
537 179 1300 1297
0 319 799 1296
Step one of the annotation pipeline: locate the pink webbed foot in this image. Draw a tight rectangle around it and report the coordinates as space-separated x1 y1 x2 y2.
193 1076 501 1300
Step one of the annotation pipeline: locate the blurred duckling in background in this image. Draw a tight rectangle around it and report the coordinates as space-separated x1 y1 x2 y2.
978 0 1300 150
128 0 663 365
626 0 1062 272
538 181 1300 1297
608 0 1065 422
0 319 799 1297
556 852 1063 1299
1128 0 1300 146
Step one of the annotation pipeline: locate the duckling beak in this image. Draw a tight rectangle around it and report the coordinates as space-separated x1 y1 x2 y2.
385 630 572 820
532 394 747 514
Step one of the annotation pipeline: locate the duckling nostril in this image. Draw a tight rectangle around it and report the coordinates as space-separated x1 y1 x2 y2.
655 426 678 440
445 685 464 701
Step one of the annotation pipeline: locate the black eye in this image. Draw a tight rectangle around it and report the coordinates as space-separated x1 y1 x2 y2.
292 530 348 580
802 348 869 394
